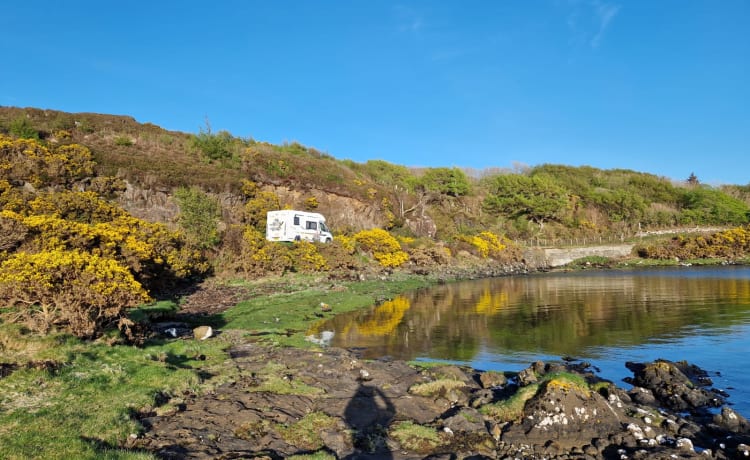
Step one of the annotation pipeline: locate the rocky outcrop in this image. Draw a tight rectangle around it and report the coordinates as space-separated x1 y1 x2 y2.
115 180 395 233
266 184 387 231
132 345 750 459
624 360 724 412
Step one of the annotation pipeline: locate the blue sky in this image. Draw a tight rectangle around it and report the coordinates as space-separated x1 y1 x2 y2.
1 1 748 185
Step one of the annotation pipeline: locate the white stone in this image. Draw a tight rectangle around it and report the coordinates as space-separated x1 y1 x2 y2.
676 438 694 452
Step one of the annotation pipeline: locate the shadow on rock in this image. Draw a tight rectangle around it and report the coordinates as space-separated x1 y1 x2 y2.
344 381 395 459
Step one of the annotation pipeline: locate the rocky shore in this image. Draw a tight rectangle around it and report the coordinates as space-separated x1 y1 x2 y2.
131 343 750 459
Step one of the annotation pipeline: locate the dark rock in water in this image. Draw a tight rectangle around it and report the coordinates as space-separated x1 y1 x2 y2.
713 406 750 433
626 359 724 412
531 360 546 375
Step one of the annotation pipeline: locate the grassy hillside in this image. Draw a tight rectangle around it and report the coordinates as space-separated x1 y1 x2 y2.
2 106 747 242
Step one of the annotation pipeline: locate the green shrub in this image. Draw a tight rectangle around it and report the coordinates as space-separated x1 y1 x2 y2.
113 136 133 146
191 122 235 160
9 116 39 140
174 186 221 249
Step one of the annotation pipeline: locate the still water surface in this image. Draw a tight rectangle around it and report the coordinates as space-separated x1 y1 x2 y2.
312 266 750 414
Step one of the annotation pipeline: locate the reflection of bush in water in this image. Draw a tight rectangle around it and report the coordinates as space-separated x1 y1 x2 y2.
346 296 411 337
473 289 509 315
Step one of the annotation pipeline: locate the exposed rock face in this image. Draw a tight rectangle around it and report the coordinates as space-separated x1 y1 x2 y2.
117 181 178 224
713 407 750 434
132 347 750 459
115 180 395 234
267 185 387 231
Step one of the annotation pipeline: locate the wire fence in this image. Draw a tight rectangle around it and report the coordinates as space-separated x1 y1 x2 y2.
520 235 632 248
519 226 727 248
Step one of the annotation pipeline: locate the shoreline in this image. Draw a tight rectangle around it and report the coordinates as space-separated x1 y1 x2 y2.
132 341 750 459
132 260 750 459
3 257 749 459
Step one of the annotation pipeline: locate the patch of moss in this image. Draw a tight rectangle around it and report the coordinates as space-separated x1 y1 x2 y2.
277 412 338 451
234 419 273 441
408 379 465 397
388 421 444 453
287 452 337 460
247 362 324 396
480 383 539 422
543 372 591 396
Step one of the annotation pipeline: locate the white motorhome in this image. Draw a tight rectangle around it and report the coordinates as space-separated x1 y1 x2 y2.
266 210 333 243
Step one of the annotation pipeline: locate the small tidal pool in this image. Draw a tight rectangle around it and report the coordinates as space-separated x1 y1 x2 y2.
311 265 750 414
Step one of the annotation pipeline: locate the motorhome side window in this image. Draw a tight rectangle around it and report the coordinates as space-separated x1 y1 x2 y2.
293 216 300 226
306 221 317 230
320 222 329 232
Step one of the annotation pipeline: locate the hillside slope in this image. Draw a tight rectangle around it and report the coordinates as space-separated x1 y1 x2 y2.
2 106 749 245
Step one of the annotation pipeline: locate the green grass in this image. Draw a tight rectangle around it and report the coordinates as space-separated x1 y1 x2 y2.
388 421 444 453
0 273 437 459
408 379 466 397
287 452 337 460
247 362 324 395
277 412 338 451
0 333 229 460
127 300 179 323
616 256 744 268
566 256 613 269
480 383 539 422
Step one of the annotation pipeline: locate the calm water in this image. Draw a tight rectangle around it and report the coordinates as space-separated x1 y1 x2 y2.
311 266 750 414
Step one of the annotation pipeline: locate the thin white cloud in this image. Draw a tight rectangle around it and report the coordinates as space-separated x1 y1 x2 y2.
565 0 621 49
590 0 620 48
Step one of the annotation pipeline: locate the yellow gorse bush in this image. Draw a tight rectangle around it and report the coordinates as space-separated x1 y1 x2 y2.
638 224 750 260
0 248 151 337
353 228 409 268
3 206 204 278
240 227 330 274
292 240 328 271
335 234 356 254
458 231 509 258
0 138 209 337
0 134 94 187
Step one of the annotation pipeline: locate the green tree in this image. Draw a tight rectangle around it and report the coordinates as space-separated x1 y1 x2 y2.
679 187 749 225
174 186 221 249
482 174 568 225
363 160 415 190
419 167 470 196
590 189 647 222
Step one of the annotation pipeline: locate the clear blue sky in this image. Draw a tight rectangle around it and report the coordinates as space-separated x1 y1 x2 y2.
2 1 748 185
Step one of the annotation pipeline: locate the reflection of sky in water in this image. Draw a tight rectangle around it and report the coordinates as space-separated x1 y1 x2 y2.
324 266 750 415
469 323 750 414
